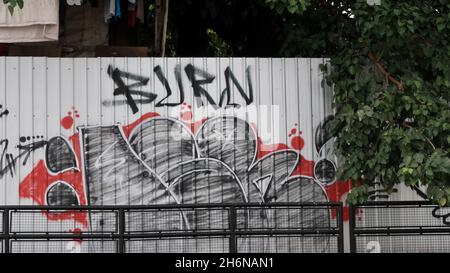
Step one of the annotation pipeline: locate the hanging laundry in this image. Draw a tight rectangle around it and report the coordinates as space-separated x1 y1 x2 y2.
61 0 109 56
127 0 145 26
104 0 116 22
0 0 60 43
115 0 122 18
136 0 145 23
127 1 137 27
67 0 83 5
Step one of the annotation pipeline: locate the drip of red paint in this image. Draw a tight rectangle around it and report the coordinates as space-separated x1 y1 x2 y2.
180 111 193 121
61 116 74 129
290 135 305 151
71 228 83 244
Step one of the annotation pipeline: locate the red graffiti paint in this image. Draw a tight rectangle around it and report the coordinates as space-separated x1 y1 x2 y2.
183 118 208 135
290 135 305 151
178 104 207 134
122 112 160 137
61 108 81 129
257 137 290 158
180 111 193 121
71 228 83 244
19 131 88 226
325 180 352 220
61 115 74 129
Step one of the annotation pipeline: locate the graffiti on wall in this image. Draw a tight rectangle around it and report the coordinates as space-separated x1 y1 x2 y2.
106 64 254 114
0 60 361 252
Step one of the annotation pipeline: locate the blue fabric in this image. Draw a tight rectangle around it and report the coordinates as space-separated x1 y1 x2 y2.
115 0 121 18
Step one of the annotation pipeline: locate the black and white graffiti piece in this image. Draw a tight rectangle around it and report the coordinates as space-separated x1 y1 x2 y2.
314 158 337 185
196 117 257 188
46 182 79 206
271 176 330 252
0 104 9 118
314 115 337 185
315 115 334 155
81 125 170 206
128 118 197 176
238 176 330 252
432 207 450 226
79 116 330 248
45 137 77 173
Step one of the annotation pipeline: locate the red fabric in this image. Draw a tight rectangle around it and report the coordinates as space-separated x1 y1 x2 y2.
127 5 137 27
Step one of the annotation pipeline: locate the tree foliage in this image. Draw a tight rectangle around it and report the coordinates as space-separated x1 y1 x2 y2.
323 0 450 205
3 0 23 15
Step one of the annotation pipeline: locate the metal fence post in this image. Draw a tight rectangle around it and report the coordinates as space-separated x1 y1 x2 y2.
229 206 237 253
337 204 345 253
3 209 9 253
348 205 356 253
118 209 125 253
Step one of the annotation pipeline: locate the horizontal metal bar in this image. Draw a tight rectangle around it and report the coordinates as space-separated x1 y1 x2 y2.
0 230 340 240
353 228 450 235
354 201 436 207
0 202 342 211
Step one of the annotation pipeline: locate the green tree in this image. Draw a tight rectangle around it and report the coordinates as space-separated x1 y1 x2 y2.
323 0 450 205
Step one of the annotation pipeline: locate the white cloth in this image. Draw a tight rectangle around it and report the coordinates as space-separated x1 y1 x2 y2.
0 0 60 43
104 0 116 22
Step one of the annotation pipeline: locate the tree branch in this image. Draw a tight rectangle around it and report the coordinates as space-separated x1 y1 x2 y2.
368 52 404 91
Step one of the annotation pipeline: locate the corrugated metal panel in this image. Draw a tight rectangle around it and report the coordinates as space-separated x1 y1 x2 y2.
0 57 338 207
0 57 432 253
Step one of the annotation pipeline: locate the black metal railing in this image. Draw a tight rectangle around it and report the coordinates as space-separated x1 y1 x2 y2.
349 201 450 253
0 202 344 253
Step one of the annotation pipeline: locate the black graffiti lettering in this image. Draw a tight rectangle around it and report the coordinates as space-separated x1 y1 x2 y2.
432 207 450 226
0 104 9 118
107 65 157 114
0 139 15 177
106 64 256 111
184 64 218 107
0 138 48 180
17 140 48 166
154 64 185 107
219 67 254 107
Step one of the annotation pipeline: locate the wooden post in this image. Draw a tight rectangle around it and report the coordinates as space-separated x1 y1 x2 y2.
155 0 169 57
